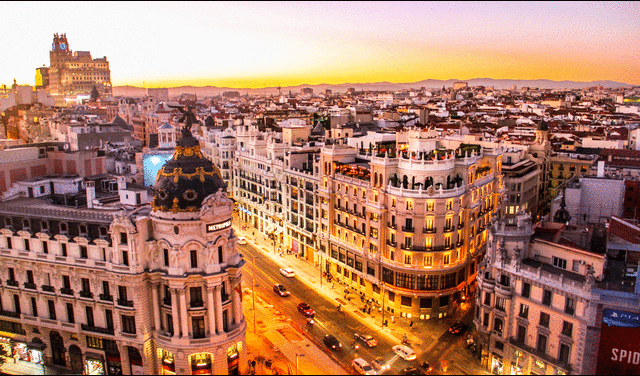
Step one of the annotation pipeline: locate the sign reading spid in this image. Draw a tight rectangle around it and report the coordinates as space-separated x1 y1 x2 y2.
206 219 232 233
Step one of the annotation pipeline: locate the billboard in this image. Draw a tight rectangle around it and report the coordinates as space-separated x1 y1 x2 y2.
142 152 173 187
596 309 640 375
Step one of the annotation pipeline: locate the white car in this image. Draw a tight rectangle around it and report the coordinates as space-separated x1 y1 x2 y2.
392 345 417 361
352 358 376 375
279 267 295 278
237 237 247 245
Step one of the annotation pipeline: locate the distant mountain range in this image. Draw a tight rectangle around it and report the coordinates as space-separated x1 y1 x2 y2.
113 78 634 98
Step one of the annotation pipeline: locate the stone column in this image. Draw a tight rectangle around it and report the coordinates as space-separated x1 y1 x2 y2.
170 288 180 338
118 344 130 376
151 283 161 331
206 286 217 336
179 289 189 339
215 286 224 334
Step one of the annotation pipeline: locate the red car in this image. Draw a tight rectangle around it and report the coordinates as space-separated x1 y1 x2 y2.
297 302 315 317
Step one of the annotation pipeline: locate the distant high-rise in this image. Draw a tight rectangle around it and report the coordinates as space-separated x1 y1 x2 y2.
47 33 112 99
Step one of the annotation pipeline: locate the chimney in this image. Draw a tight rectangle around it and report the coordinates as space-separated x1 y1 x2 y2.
597 160 605 178
86 181 95 209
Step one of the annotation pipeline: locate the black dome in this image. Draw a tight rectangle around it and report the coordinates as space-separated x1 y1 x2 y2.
537 120 549 131
152 128 226 213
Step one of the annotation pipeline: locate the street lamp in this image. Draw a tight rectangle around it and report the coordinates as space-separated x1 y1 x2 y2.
296 353 305 375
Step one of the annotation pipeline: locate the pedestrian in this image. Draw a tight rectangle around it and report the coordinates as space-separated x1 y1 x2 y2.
391 315 395 323
252 360 256 368
368 307 371 314
410 320 413 328
384 319 388 327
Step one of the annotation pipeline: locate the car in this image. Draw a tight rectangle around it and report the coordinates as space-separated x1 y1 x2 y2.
323 334 342 350
297 302 315 317
352 358 376 375
448 322 467 335
354 333 378 347
237 237 247 245
402 366 422 375
272 283 290 297
280 267 295 277
393 345 417 361
371 357 390 371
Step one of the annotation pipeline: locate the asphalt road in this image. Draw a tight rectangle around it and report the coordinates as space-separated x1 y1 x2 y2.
240 242 471 375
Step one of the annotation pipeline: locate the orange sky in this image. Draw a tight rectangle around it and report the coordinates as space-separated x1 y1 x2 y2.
2 1 640 88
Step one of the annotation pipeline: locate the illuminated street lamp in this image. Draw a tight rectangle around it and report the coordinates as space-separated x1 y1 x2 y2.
296 353 305 375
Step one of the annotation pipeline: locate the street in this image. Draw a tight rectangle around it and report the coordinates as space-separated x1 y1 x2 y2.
239 238 483 375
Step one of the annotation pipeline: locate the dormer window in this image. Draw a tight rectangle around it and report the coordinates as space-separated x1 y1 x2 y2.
4 218 11 228
79 225 88 236
22 219 30 229
99 227 108 238
59 222 68 234
41 221 49 232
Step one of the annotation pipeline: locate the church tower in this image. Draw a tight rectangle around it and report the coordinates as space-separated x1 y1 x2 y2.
146 109 247 375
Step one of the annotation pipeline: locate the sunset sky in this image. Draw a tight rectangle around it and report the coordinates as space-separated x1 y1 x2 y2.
2 1 639 88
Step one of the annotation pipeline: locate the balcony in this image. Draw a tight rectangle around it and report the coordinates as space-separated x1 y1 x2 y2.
99 294 113 302
401 226 415 233
0 310 20 318
81 324 114 336
423 227 436 234
23 282 37 290
42 285 55 293
458 222 465 229
6 280 18 287
162 297 171 306
189 300 204 309
386 241 397 247
60 288 74 296
80 291 94 299
388 223 397 230
117 299 134 307
444 226 455 233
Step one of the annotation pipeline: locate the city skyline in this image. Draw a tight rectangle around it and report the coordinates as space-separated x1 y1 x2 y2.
2 1 640 89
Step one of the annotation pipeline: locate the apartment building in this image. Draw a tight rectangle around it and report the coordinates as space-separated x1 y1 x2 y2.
318 127 505 319
0 126 247 375
475 213 606 375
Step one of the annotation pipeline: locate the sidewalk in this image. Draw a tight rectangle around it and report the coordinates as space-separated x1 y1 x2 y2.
236 218 486 375
242 280 348 375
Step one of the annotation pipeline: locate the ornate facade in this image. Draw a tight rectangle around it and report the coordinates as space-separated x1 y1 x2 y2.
48 33 112 99
0 117 246 375
318 127 505 319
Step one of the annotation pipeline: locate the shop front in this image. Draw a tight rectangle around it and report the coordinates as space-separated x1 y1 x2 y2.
160 350 175 375
227 342 242 376
189 353 212 375
106 350 122 376
491 354 504 375
84 352 106 375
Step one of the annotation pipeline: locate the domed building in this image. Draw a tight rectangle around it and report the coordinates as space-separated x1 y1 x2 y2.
0 108 246 375
147 114 247 375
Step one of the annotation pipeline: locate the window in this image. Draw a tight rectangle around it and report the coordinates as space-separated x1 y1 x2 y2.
424 256 433 266
517 325 526 343
85 306 94 327
81 278 90 293
190 250 198 268
406 200 413 210
420 298 432 308
48 300 56 320
120 233 127 244
522 282 530 298
80 246 87 259
102 281 110 296
118 286 128 301
26 270 34 284
106 310 113 330
218 246 224 264
559 343 571 363
484 292 492 306
61 243 67 257
404 254 412 265
539 312 550 327
495 341 504 351
42 241 48 254
63 275 71 289
192 316 205 338
122 251 129 266
494 318 503 335
24 239 30 251
553 256 567 270
443 253 450 265
495 297 506 311
561 321 573 337
30 297 38 316
572 260 580 272
542 289 552 306
166 314 174 335
565 297 575 315
447 200 453 210
483 312 489 327
401 296 412 307
427 201 434 211
519 304 529 318
537 334 547 354
163 249 169 267
190 287 203 307
121 315 136 334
